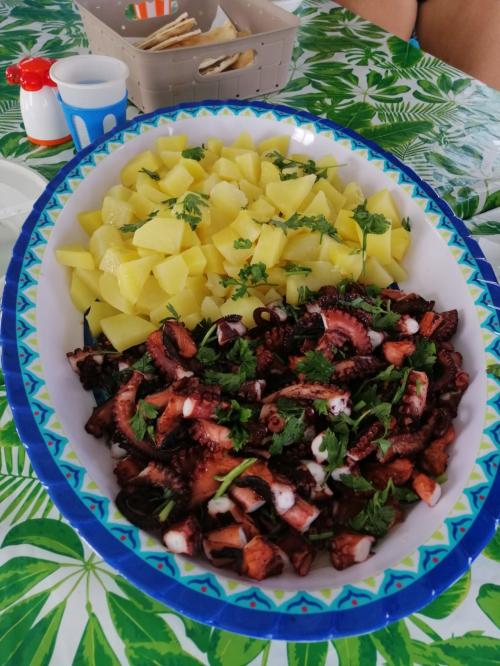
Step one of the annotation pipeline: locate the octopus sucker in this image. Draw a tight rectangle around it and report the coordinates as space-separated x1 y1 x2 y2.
320 309 372 355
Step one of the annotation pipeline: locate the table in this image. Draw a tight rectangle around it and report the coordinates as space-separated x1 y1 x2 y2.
0 1 499 663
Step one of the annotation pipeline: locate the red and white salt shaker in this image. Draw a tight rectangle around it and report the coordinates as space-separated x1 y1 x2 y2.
5 57 71 146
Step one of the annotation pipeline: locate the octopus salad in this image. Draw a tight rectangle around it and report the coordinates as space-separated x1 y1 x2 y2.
68 282 468 580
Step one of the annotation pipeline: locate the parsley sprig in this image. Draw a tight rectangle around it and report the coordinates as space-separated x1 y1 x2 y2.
221 263 274 301
285 263 312 276
131 353 156 375
139 167 160 181
214 458 257 498
349 480 396 536
233 238 252 250
120 209 159 233
130 400 160 441
320 428 348 473
409 338 437 371
296 350 334 383
267 213 340 241
214 399 253 451
269 414 305 455
352 201 391 273
173 193 209 231
268 150 331 180
347 296 400 331
181 146 205 161
161 303 181 323
204 338 256 391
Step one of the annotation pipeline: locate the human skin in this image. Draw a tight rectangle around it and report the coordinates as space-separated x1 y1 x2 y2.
335 0 500 90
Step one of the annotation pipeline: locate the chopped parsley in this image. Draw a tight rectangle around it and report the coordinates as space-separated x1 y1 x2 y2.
233 237 252 250
277 398 305 418
349 480 396 536
313 399 329 416
402 216 411 231
269 414 305 455
268 150 331 180
139 167 160 181
204 338 256 391
352 201 391 273
214 458 258 498
173 192 209 231
320 428 348 472
347 296 400 331
284 263 312 276
153 488 175 522
214 399 253 451
409 338 437 371
120 209 159 233
339 474 374 492
221 263 273 301
161 303 181 323
297 285 317 305
296 350 333 383
268 213 340 241
131 353 156 374
130 400 160 441
308 531 335 541
181 146 205 161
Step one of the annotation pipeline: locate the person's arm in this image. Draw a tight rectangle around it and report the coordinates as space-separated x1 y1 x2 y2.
334 0 418 40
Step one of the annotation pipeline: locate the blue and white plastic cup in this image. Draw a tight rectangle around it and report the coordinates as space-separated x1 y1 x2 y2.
50 55 129 151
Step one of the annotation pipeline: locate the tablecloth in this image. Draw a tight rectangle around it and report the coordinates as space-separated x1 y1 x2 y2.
0 0 499 663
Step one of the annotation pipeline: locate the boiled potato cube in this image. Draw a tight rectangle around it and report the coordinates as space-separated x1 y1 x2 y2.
235 152 261 184
343 181 364 210
213 227 253 265
316 156 343 190
101 196 134 228
261 287 283 305
201 296 223 321
56 244 95 270
223 263 241 279
128 192 159 221
298 191 315 212
213 157 242 181
184 312 202 329
101 314 156 352
285 275 311 306
186 275 209 303
355 220 392 265
302 191 332 218
313 180 346 213
360 256 393 288
99 247 139 274
252 226 287 268
117 256 157 304
238 179 262 203
89 225 124 264
78 210 102 236
150 289 198 324
201 245 225 273
210 181 247 218
85 301 120 337
70 271 95 312
182 246 207 275
266 174 316 218
259 161 280 187
230 211 262 242
206 271 230 298
232 131 255 150
180 157 207 181
135 276 169 315
195 173 221 196
308 261 343 288
220 295 264 328
157 134 188 152
159 164 194 197
74 268 101 295
221 146 250 160
180 223 202 250
121 150 161 188
383 257 408 283
288 153 309 164
136 176 167 204
249 197 275 222
367 189 401 228
159 150 182 169
282 232 321 262
107 184 133 201
154 255 189 295
201 149 218 171
318 237 338 261
335 209 359 242
258 135 290 157
206 137 224 156
136 248 164 261
132 217 185 255
329 241 363 280
268 266 287 287
99 272 135 314
391 227 411 261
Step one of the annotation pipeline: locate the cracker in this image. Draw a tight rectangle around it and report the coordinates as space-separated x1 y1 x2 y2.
177 21 238 48
230 48 255 70
136 13 197 49
150 28 202 51
199 52 239 75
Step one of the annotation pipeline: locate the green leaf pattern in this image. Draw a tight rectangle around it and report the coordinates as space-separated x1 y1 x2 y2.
0 0 499 663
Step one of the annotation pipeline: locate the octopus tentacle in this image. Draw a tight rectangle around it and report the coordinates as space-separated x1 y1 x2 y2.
419 425 455 477
379 411 438 463
382 340 416 367
331 355 385 382
432 310 458 341
399 370 429 423
419 312 444 338
348 422 384 462
320 309 372 355
146 329 193 382
85 397 114 438
381 289 435 315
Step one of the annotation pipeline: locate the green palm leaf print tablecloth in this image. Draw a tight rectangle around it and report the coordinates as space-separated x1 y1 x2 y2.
0 1 499 663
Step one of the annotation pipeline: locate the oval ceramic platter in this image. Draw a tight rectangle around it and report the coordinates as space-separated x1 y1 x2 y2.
1 101 499 641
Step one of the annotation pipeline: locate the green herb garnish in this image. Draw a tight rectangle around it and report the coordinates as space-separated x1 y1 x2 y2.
349 480 396 536
352 201 391 273
297 285 316 305
181 146 205 161
214 458 257 498
320 428 348 473
221 262 273 301
313 399 329 416
162 303 181 322
120 209 159 233
268 213 340 241
284 263 312 275
139 167 160 181
233 238 252 250
173 192 209 231
308 531 335 541
410 338 437 371
402 216 411 231
131 353 156 375
204 338 256 391
130 399 160 441
296 350 333 383
269 414 305 455
214 399 253 451
268 150 331 180
339 474 375 492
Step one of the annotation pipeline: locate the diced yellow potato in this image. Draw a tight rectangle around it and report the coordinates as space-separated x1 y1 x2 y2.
99 247 139 274
117 256 157 304
282 232 321 262
101 196 134 228
223 263 241 279
285 275 311 306
186 275 209 303
154 255 189 295
221 146 251 160
85 301 120 337
56 244 95 270
184 312 202 329
318 237 338 261
107 184 133 201
232 131 255 150
201 149 218 171
210 181 247 218
343 181 364 210
195 173 221 196
249 197 275 222
281 166 301 181
213 227 253 265
136 248 164 260
70 271 95 312
180 157 207 181
313 180 346 213
206 137 224 156
136 176 167 204
328 241 363 280
159 164 194 197
230 211 262 242
220 295 264 328
383 257 408 283
238 179 262 203
360 257 393 288
201 245 225 273
206 271 230 298
89 225 124 264
266 174 316 219
150 289 198 324
99 272 135 314
307 261 343 288
298 191 315 212
268 266 287 287
261 287 283 305
156 134 188 152
235 152 261 184
201 296 223 321
252 226 287 268
213 157 242 181
258 135 290 157
180 223 202 250
367 189 401 228
182 246 207 275
135 276 169 315
159 150 182 169
78 210 102 236
391 227 411 261
259 161 281 187
355 220 392 265
101 314 156 352
128 192 159 221
303 191 332 218
132 217 185 255
316 156 343 190
121 150 162 188
335 209 359 242
74 268 101 295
